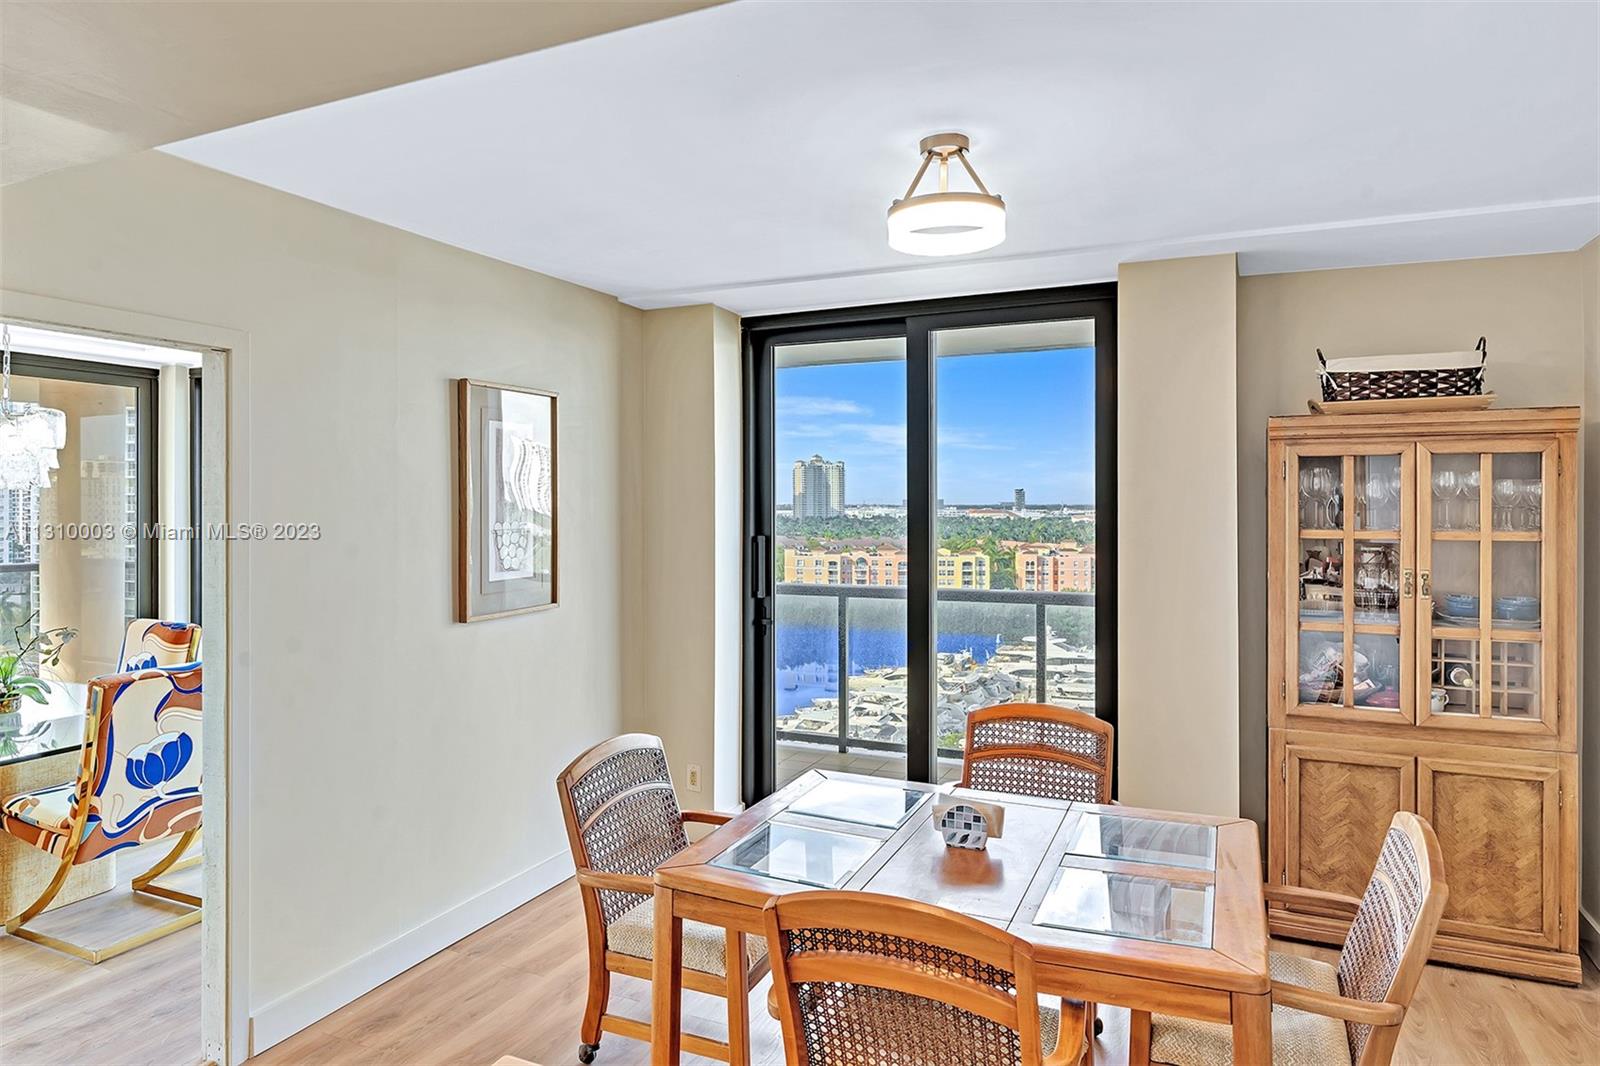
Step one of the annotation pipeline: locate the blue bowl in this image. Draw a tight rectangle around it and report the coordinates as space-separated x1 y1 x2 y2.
1492 596 1540 622
1441 594 1479 617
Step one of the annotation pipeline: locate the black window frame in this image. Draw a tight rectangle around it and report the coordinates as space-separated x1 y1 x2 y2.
741 283 1117 804
189 366 202 624
9 351 161 623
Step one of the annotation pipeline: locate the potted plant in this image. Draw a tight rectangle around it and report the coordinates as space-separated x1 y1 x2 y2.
0 611 77 736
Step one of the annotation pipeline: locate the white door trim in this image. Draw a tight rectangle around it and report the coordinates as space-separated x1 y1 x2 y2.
0 289 251 1065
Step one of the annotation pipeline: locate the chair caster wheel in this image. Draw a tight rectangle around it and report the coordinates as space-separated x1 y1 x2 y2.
1094 1016 1104 1036
578 1042 599 1064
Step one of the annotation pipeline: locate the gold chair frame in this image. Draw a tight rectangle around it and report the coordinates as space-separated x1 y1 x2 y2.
3 680 202 964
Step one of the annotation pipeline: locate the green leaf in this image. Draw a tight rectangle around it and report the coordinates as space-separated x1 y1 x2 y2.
22 688 47 704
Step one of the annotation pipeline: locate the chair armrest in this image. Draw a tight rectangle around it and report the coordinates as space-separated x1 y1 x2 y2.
1264 883 1362 917
1270 981 1405 1027
681 810 734 826
574 868 654 895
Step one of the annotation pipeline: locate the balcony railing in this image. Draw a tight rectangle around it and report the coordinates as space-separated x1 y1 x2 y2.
775 582 1095 759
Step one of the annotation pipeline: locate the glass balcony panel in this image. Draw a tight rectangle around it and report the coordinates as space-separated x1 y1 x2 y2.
1491 453 1543 532
1429 452 1482 533
1354 453 1404 531
775 591 842 786
935 596 1038 753
846 595 909 754
1043 604 1096 707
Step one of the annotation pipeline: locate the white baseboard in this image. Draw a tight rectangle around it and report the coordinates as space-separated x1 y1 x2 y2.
249 849 575 1056
1580 907 1600 970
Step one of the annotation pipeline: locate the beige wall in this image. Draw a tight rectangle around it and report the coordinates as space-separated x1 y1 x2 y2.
1236 253 1590 833
630 305 743 810
1582 236 1599 949
0 151 641 1047
1117 254 1241 816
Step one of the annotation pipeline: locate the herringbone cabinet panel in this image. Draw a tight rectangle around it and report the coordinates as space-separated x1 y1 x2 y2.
1419 757 1560 948
1286 745 1412 897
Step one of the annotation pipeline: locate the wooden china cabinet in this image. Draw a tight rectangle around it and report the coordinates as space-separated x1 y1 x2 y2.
1266 406 1580 984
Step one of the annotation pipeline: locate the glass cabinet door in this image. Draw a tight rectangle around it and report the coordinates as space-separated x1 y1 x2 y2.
1286 446 1414 722
1417 442 1557 734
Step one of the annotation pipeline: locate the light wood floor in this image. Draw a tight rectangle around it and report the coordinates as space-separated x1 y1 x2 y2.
255 878 1600 1066
0 841 201 1066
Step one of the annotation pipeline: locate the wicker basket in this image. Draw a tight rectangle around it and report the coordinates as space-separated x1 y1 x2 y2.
1318 338 1486 403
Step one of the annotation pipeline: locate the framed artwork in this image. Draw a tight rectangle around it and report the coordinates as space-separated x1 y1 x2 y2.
455 379 558 621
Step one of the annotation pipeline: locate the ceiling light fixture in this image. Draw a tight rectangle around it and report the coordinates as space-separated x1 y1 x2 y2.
887 132 1006 257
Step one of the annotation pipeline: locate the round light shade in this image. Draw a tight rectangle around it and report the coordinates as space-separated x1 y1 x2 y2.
887 192 1006 256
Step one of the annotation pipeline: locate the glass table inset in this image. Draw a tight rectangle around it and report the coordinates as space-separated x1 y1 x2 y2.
785 778 928 830
707 818 883 889
1061 811 1217 871
1032 863 1215 948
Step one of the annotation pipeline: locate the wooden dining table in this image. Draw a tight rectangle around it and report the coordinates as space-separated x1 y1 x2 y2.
649 769 1270 1065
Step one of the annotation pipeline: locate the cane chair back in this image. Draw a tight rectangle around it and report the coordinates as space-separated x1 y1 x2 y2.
1334 812 1448 1065
763 891 1079 1066
118 619 201 671
557 734 687 927
960 703 1113 804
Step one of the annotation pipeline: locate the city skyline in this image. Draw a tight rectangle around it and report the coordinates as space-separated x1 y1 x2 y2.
775 345 1096 505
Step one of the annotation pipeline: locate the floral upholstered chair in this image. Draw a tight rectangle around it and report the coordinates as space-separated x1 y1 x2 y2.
0 663 203 963
118 618 201 671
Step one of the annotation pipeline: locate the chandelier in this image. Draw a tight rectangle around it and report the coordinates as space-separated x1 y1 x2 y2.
887 132 1006 256
0 327 66 491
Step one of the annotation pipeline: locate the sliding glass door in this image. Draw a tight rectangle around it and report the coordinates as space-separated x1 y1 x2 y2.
744 287 1116 802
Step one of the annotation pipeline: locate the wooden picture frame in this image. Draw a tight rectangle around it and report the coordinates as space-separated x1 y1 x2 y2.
455 378 559 621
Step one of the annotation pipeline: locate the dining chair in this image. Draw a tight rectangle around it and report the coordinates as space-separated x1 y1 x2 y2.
762 889 1087 1066
960 703 1114 804
118 618 202 671
1131 811 1448 1066
960 702 1114 1042
555 733 769 1065
0 663 203 963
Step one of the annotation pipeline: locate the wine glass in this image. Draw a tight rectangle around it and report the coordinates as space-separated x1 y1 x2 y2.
1432 469 1459 529
1521 479 1543 531
1361 467 1386 530
1313 467 1338 529
1492 478 1516 531
1386 466 1403 530
1459 468 1481 531
1298 467 1317 528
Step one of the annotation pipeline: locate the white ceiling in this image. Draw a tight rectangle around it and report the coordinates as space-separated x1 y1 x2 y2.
163 1 1600 316
2 1 720 185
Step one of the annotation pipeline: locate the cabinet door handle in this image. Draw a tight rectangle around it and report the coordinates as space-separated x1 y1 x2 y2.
1419 571 1431 599
1402 569 1414 598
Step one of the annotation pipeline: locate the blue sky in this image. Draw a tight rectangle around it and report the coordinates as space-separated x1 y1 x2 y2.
776 346 1096 505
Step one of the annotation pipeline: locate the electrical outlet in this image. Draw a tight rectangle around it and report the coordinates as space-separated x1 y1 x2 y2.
686 764 702 792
